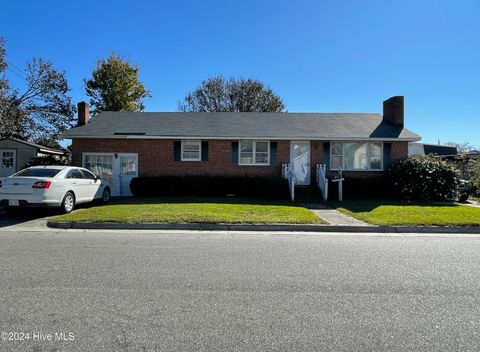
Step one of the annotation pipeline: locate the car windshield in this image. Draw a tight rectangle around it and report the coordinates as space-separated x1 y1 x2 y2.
13 168 61 178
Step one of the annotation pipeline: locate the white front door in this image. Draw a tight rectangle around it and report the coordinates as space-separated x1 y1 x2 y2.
0 149 16 177
290 142 311 186
118 154 138 196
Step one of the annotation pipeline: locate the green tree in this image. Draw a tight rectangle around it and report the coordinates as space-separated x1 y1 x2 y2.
84 53 150 114
0 37 75 146
469 160 480 197
179 76 286 112
445 141 477 153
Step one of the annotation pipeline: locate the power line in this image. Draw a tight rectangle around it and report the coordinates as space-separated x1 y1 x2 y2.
5 59 27 78
6 66 25 80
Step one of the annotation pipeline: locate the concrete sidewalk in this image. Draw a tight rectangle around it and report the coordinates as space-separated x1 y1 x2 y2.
302 203 369 226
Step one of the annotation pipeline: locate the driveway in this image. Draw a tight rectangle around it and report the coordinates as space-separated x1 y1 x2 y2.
1 230 480 351
0 208 53 231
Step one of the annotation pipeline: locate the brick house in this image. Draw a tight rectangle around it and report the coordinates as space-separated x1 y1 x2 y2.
63 96 420 196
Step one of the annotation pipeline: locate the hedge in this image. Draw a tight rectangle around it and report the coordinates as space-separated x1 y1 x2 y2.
130 176 290 199
386 155 460 201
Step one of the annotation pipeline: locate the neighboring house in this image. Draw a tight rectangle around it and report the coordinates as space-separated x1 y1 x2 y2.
438 151 480 181
408 143 457 156
63 96 421 197
0 137 65 177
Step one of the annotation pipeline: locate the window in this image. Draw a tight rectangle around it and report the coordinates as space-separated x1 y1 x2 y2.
2 151 14 169
370 142 382 170
14 168 60 177
120 156 137 175
330 142 383 171
344 142 369 170
331 142 343 170
80 169 97 180
66 169 83 179
181 140 201 161
84 154 113 185
239 140 270 165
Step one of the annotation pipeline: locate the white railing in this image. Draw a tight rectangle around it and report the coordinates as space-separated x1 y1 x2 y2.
282 163 296 201
316 164 329 202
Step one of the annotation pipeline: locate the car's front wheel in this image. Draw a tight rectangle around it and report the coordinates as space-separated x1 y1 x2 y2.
102 187 111 203
61 192 75 214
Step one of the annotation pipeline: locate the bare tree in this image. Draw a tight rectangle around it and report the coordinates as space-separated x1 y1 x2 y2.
0 37 75 147
179 76 286 112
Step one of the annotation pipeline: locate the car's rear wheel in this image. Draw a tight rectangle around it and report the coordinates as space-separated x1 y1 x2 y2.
61 192 75 214
102 188 111 203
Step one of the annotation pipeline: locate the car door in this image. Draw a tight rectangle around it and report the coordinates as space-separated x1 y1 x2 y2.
65 169 89 202
80 169 101 200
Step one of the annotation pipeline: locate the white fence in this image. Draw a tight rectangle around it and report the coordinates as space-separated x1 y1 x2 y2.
282 163 296 201
316 164 328 202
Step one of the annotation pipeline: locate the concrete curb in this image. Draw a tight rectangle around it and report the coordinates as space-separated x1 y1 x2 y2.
47 221 480 234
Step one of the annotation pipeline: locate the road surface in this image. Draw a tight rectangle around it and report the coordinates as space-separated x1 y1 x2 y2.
1 228 480 351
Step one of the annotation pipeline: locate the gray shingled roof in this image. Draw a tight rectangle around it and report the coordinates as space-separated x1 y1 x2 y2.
62 112 421 141
3 137 65 155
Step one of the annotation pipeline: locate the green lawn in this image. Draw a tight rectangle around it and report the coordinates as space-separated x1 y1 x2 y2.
330 200 480 226
52 197 324 224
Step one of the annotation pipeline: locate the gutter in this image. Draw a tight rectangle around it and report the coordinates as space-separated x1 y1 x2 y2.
61 135 422 142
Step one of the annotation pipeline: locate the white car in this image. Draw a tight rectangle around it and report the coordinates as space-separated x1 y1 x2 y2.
0 166 111 213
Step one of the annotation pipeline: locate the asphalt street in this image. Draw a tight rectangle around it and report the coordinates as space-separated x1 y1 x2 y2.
1 227 480 351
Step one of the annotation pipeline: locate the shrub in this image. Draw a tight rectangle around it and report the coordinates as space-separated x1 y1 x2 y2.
22 154 70 168
387 155 460 201
470 160 480 197
130 176 289 199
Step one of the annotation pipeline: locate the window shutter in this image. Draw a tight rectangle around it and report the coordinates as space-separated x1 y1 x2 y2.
383 143 392 169
173 141 181 161
201 141 209 161
323 142 330 170
231 141 239 165
270 142 277 165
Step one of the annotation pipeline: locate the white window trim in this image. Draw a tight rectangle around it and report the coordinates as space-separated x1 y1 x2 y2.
238 140 270 166
181 140 202 161
330 141 383 171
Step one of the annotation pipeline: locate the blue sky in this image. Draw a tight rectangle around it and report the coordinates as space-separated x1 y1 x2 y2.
1 0 479 146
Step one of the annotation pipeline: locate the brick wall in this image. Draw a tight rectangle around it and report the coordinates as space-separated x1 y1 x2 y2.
391 141 408 161
72 139 409 179
72 139 290 177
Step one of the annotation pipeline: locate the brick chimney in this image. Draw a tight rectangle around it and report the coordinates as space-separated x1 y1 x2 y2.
383 96 404 127
77 101 90 126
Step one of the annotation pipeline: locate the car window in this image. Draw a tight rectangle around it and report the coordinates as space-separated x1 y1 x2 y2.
80 169 96 180
13 168 61 177
65 169 83 179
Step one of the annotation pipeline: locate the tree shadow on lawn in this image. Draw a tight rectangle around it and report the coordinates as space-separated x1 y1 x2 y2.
328 199 462 213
